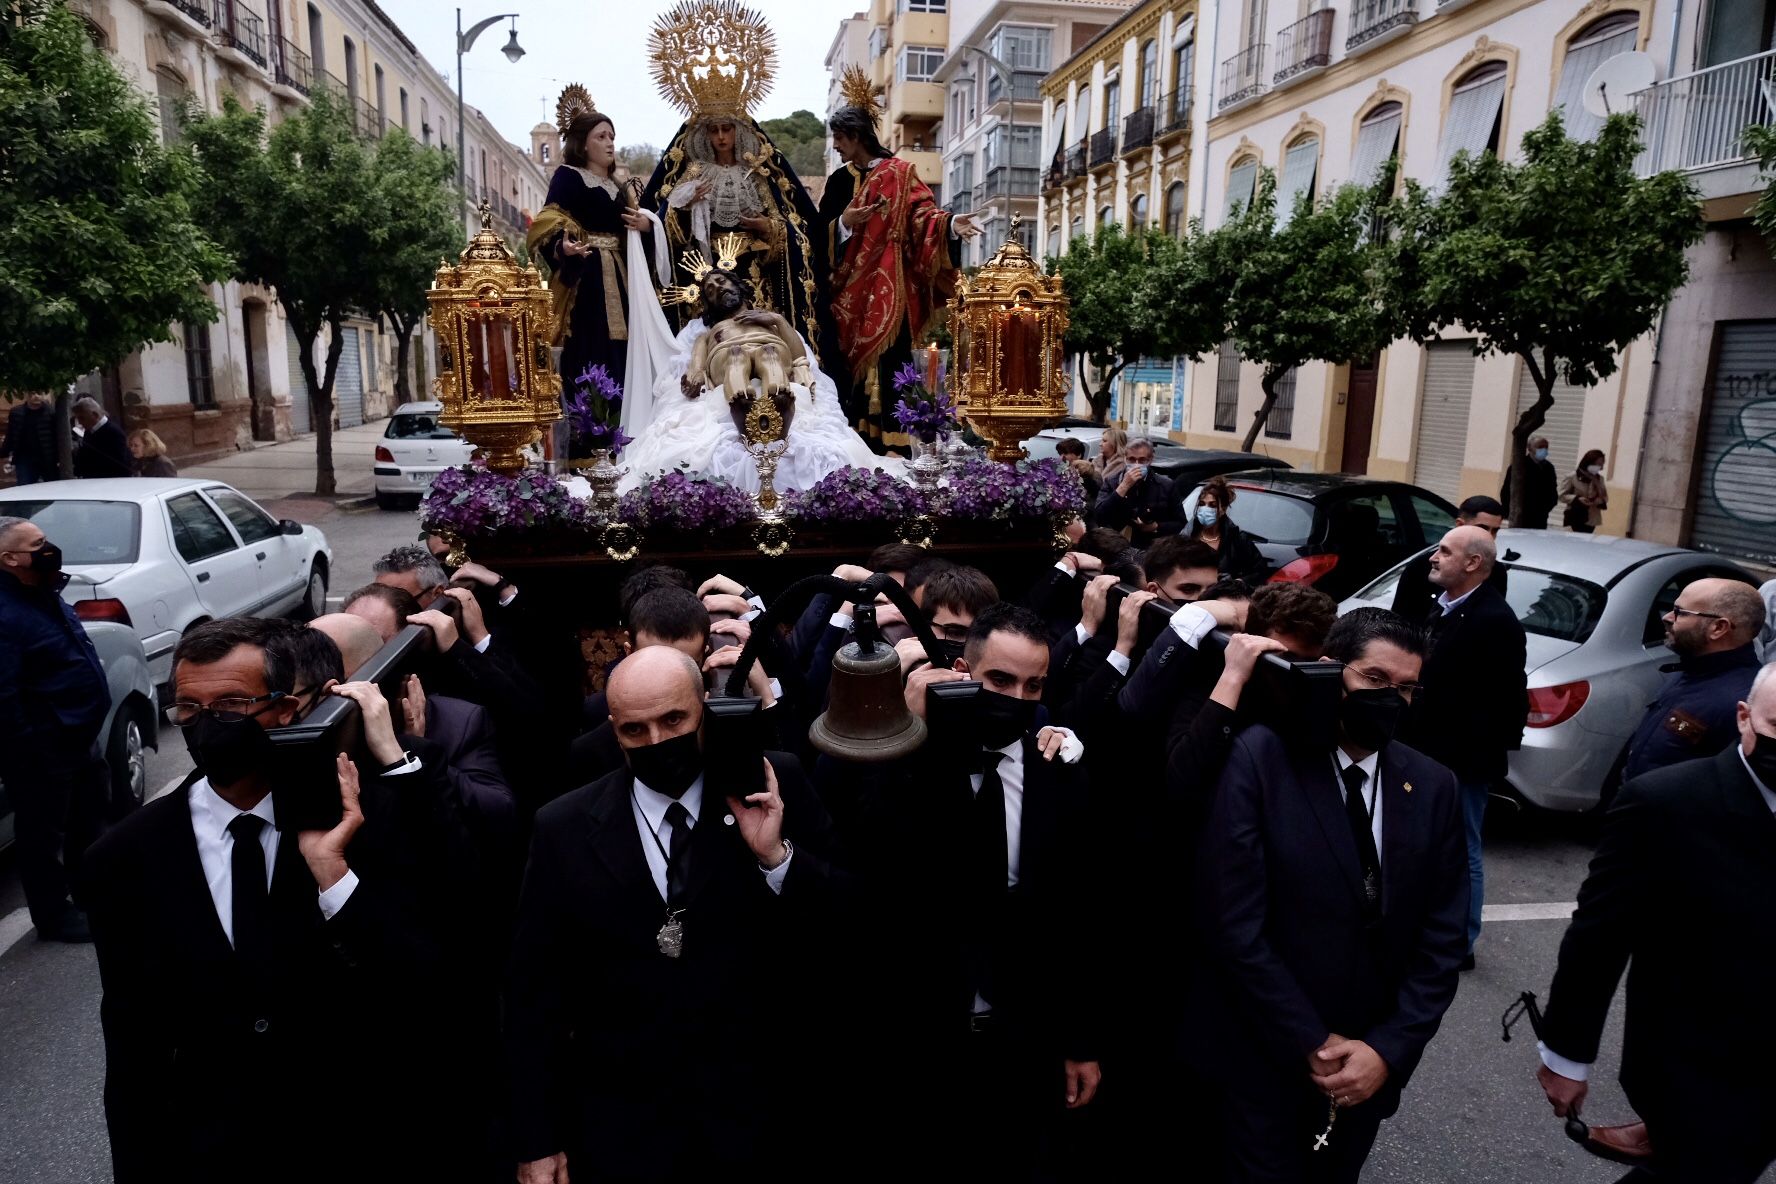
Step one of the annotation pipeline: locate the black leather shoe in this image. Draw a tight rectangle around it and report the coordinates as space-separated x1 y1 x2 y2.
1459 953 1476 972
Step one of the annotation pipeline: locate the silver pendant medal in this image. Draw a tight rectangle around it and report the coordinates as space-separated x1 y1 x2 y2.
656 908 686 959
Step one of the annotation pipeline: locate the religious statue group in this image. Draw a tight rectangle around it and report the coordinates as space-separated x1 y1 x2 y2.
522 0 982 492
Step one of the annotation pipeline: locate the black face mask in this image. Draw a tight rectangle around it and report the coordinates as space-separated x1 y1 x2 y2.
976 689 1039 751
30 542 63 575
1746 731 1776 790
933 638 966 669
1340 687 1407 752
183 714 277 789
626 729 704 798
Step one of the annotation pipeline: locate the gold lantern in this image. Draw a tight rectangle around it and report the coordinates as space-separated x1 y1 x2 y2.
948 213 1071 462
427 200 561 474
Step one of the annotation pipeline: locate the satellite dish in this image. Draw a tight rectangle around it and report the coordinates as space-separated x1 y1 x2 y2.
1582 52 1656 117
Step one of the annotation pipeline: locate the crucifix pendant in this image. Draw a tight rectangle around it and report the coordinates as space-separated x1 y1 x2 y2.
1312 1098 1337 1152
656 909 685 959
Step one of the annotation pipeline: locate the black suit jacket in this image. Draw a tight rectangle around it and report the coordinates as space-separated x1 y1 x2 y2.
424 693 515 841
504 752 849 1173
1542 746 1776 1122
1389 552 1510 626
1400 583 1528 782
84 760 477 1183
1199 726 1467 1097
74 418 130 479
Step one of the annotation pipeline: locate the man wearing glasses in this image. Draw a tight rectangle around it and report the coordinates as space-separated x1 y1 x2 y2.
82 617 476 1182
1620 576 1766 784
1198 607 1468 1183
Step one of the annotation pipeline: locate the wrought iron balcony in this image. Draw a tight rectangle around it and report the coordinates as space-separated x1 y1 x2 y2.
1122 106 1156 154
214 1 267 68
1273 10 1333 84
1065 140 1087 179
274 38 312 94
1632 48 1776 185
169 0 212 26
1346 0 1417 50
1219 44 1268 110
1088 126 1118 169
1157 88 1193 138
355 96 380 138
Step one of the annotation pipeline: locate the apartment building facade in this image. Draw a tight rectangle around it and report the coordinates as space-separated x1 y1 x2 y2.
62 0 543 462
848 0 953 192
826 12 870 170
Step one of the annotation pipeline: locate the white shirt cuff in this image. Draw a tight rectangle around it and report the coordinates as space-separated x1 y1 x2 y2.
316 869 359 919
382 753 422 776
830 611 853 632
498 587 518 607
1105 650 1131 677
1170 603 1217 648
741 608 762 623
748 594 766 611
1538 1042 1590 1081
762 847 792 894
767 677 782 702
1052 726 1085 764
473 633 492 653
1074 622 1091 646
1054 560 1075 577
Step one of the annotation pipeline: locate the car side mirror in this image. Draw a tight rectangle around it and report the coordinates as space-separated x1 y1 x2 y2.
279 519 304 536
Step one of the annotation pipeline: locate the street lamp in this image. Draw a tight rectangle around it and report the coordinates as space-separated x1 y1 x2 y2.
456 9 525 201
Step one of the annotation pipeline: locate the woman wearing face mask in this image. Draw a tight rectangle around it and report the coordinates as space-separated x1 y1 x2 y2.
1559 449 1608 533
1187 475 1268 582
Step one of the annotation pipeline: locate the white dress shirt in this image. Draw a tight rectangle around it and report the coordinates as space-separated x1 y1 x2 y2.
188 777 357 947
1435 584 1480 616
1330 748 1384 865
630 773 790 899
1539 747 1776 1085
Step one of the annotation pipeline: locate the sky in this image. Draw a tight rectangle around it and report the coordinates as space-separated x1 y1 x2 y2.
373 0 859 153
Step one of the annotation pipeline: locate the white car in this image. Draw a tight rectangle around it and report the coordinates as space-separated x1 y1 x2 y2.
0 478 333 690
374 400 476 509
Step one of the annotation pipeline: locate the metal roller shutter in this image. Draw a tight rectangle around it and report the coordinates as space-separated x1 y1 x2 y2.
336 327 364 429
1514 362 1590 477
1412 341 1477 502
1690 320 1776 566
285 322 311 435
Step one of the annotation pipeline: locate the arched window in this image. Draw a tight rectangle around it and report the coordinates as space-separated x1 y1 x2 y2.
1139 39 1159 109
1047 224 1061 257
307 3 324 72
420 97 430 144
1434 61 1508 190
1276 134 1320 225
1554 13 1640 141
1225 154 1259 220
1074 89 1090 141
1130 192 1149 233
1351 100 1403 191
1165 181 1187 236
1098 204 1114 231
156 68 187 146
1071 212 1084 240
77 15 107 48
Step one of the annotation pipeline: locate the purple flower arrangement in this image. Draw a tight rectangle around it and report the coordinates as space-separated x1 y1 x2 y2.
567 364 632 457
421 462 602 541
780 465 934 525
946 455 1088 521
890 361 957 444
616 467 759 532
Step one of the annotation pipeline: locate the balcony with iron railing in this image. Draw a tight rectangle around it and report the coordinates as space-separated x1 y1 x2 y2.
1273 10 1333 85
1089 126 1118 169
1219 44 1268 111
982 165 1041 198
212 1 267 69
143 0 212 31
1157 88 1193 138
1631 48 1776 201
1346 0 1417 51
1065 140 1087 179
274 38 311 95
1122 106 1156 154
986 70 1046 105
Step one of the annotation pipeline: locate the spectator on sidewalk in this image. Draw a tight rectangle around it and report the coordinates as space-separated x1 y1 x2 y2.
2 392 59 485
71 398 130 480
127 430 178 478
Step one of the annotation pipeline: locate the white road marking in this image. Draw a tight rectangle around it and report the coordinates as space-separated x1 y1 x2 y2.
1482 902 1577 922
0 908 35 959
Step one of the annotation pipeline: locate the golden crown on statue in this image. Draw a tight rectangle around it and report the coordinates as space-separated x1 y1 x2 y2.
649 0 776 120
839 64 881 126
663 233 749 307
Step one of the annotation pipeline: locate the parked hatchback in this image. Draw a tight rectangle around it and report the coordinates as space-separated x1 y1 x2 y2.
374 401 476 509
0 479 332 690
1179 471 1460 600
1342 531 1757 812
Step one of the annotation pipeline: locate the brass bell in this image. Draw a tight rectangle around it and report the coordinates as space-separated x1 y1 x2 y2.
809 606 927 763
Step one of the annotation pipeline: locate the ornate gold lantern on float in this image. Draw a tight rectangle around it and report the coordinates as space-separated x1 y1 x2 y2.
427 201 561 474
948 213 1071 462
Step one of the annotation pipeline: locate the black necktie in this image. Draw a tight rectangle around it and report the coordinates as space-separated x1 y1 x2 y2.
971 750 1009 1008
1339 764 1383 923
664 802 692 908
227 814 271 968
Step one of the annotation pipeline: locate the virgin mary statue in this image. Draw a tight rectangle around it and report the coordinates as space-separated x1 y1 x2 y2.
637 0 833 372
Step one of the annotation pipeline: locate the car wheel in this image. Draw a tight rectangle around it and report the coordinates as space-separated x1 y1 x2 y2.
107 705 150 818
296 561 328 621
376 490 400 510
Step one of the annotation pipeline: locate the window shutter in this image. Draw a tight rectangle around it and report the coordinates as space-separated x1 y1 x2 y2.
1226 159 1259 220
1433 73 1506 191
1350 108 1402 191
1552 24 1638 141
1275 140 1320 226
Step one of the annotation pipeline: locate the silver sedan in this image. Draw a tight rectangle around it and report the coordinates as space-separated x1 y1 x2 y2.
1342 530 1758 812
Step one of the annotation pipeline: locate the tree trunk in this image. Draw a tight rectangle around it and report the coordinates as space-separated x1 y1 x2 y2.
390 312 414 406
53 387 75 479
1507 347 1556 527
290 309 345 497
1080 355 1127 424
1239 369 1282 452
